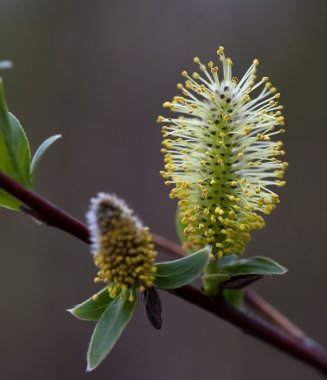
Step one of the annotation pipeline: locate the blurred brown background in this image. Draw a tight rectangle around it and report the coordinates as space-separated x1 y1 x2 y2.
0 0 326 379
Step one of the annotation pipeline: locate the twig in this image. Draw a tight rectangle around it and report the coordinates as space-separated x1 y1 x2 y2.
168 286 327 375
0 170 327 376
152 233 186 259
21 196 310 340
245 289 306 340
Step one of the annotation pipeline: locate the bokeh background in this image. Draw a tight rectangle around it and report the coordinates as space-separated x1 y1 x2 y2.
0 0 326 379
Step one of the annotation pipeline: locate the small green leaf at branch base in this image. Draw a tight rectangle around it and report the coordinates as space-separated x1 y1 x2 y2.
87 294 136 371
218 255 287 276
30 134 61 183
203 255 286 297
153 247 210 289
68 287 113 321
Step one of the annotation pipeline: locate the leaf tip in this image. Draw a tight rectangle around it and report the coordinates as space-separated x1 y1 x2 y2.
66 307 75 316
86 362 95 372
280 266 288 274
86 348 98 372
66 304 85 320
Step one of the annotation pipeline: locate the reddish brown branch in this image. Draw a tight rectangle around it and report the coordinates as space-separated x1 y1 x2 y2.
0 170 327 376
152 233 186 259
245 289 306 339
168 286 327 375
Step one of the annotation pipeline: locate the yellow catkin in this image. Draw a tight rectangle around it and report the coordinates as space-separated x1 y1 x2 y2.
158 46 287 257
87 193 157 298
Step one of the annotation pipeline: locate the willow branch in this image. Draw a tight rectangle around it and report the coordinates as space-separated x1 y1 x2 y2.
168 286 327 375
244 289 306 339
0 171 326 376
151 231 307 340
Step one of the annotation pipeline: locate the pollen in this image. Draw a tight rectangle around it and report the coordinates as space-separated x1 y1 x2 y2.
158 46 287 257
87 193 157 297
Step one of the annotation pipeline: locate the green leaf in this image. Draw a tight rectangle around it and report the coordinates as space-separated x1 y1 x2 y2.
217 254 239 267
219 256 287 276
0 79 31 210
30 134 61 183
202 273 231 282
0 188 22 210
0 81 31 182
0 79 61 210
68 287 114 321
153 247 210 289
87 294 136 371
203 256 286 297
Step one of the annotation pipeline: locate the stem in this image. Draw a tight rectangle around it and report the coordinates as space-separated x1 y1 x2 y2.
0 171 327 376
169 286 327 375
245 289 306 340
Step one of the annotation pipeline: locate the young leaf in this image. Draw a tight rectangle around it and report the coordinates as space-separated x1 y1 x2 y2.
153 247 209 289
202 273 231 283
0 188 22 210
0 81 31 183
219 256 287 276
0 78 61 210
30 134 61 182
216 254 239 267
68 287 113 321
203 255 286 297
87 295 136 371
0 79 31 210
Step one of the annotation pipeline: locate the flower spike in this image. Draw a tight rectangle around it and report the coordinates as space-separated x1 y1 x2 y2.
87 193 157 299
159 47 287 257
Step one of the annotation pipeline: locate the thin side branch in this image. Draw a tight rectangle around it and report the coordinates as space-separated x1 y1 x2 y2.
168 286 327 375
152 233 186 259
245 289 306 340
0 171 327 376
